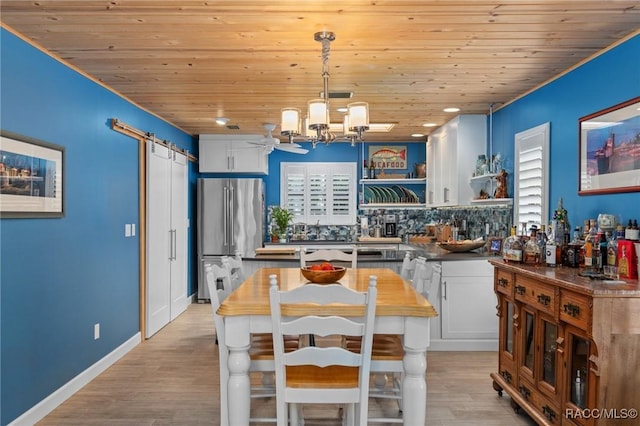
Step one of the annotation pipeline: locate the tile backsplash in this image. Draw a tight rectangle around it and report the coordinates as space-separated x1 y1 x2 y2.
270 205 513 242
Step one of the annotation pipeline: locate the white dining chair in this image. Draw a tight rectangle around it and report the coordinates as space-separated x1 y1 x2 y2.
300 247 358 268
400 252 417 281
269 274 377 426
206 264 297 424
221 253 245 290
413 257 440 299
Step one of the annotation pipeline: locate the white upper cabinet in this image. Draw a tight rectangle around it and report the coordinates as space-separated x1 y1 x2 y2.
199 134 269 174
426 114 486 207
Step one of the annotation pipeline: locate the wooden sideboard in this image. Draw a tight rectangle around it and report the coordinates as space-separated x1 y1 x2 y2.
489 260 640 426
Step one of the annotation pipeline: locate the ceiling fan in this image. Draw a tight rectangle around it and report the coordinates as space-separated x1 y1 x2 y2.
251 123 309 155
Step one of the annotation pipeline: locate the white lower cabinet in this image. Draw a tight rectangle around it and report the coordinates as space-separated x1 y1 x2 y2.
428 259 498 350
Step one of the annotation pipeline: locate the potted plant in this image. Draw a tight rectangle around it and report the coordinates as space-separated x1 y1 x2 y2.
271 206 294 243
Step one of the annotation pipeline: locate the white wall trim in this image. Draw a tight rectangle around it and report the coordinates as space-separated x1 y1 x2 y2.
9 332 141 426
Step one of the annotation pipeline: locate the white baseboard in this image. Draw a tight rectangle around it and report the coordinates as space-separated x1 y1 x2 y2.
9 332 141 426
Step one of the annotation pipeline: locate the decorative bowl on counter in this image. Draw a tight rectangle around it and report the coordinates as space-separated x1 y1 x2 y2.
437 240 486 253
300 266 347 284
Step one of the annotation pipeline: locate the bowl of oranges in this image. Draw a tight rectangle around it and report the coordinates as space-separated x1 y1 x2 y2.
300 262 347 284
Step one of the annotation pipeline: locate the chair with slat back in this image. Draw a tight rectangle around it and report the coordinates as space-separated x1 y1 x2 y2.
221 253 245 290
413 257 440 299
400 252 417 281
300 248 358 269
269 274 377 425
206 264 297 424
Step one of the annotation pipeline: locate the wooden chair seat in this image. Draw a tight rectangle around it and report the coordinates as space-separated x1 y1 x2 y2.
286 365 359 388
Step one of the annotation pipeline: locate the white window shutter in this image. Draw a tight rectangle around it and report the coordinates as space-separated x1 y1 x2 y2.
514 123 550 230
281 162 357 225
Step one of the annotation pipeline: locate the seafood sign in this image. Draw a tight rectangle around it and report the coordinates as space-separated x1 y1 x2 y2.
369 146 407 169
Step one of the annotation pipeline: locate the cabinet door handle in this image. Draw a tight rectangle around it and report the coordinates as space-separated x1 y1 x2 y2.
442 280 447 300
515 285 526 295
518 384 531 400
500 370 512 384
542 405 557 422
497 278 508 288
168 230 173 260
563 303 580 317
443 187 449 203
537 293 551 306
223 186 229 246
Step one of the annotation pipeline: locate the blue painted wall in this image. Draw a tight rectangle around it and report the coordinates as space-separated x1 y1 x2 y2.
0 29 196 425
2 23 638 426
491 34 640 228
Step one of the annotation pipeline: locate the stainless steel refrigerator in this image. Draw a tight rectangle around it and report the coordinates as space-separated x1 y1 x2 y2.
197 178 264 299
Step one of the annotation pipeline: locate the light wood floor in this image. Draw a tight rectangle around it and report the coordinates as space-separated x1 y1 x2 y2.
38 303 537 425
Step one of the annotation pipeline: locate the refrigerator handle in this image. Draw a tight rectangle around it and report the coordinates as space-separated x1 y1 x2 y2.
229 185 235 246
223 186 229 246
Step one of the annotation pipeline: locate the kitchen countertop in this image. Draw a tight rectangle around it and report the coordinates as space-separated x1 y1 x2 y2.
247 241 496 262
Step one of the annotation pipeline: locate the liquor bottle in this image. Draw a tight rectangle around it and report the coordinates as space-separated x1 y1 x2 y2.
630 219 640 241
598 231 608 272
363 159 368 179
539 224 548 264
566 227 582 268
523 226 541 264
368 159 376 179
503 226 523 263
606 231 618 267
625 219 633 240
582 223 597 271
545 225 558 267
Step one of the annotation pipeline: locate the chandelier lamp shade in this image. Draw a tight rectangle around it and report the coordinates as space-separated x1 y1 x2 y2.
280 31 370 146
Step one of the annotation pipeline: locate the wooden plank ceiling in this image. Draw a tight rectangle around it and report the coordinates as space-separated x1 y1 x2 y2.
1 1 639 142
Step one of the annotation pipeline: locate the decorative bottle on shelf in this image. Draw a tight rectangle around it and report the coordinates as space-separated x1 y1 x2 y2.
363 159 368 179
368 159 376 179
503 226 523 263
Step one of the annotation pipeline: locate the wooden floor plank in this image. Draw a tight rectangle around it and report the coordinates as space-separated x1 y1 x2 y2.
37 303 536 425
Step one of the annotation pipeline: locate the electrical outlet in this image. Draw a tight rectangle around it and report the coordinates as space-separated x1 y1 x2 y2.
94 323 100 340
131 223 136 237
125 224 132 237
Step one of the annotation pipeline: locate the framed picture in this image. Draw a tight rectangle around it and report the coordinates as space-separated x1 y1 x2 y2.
0 130 65 218
488 237 503 256
578 96 640 195
368 146 407 170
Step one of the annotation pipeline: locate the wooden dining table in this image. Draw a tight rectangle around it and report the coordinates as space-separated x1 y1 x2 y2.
217 267 438 425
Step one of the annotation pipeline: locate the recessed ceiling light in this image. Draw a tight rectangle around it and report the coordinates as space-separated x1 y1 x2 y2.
215 117 229 125
422 123 437 127
443 107 460 113
411 133 425 138
336 107 348 113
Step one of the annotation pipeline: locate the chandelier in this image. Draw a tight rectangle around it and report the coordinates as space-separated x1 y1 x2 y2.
280 31 370 147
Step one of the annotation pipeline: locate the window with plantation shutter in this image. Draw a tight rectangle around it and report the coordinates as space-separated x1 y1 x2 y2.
281 162 357 225
514 123 550 230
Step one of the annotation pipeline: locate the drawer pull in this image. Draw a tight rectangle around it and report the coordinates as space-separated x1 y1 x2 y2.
501 370 512 384
518 385 531 400
497 278 509 288
515 285 526 295
542 405 557 422
563 303 580 317
537 293 551 306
